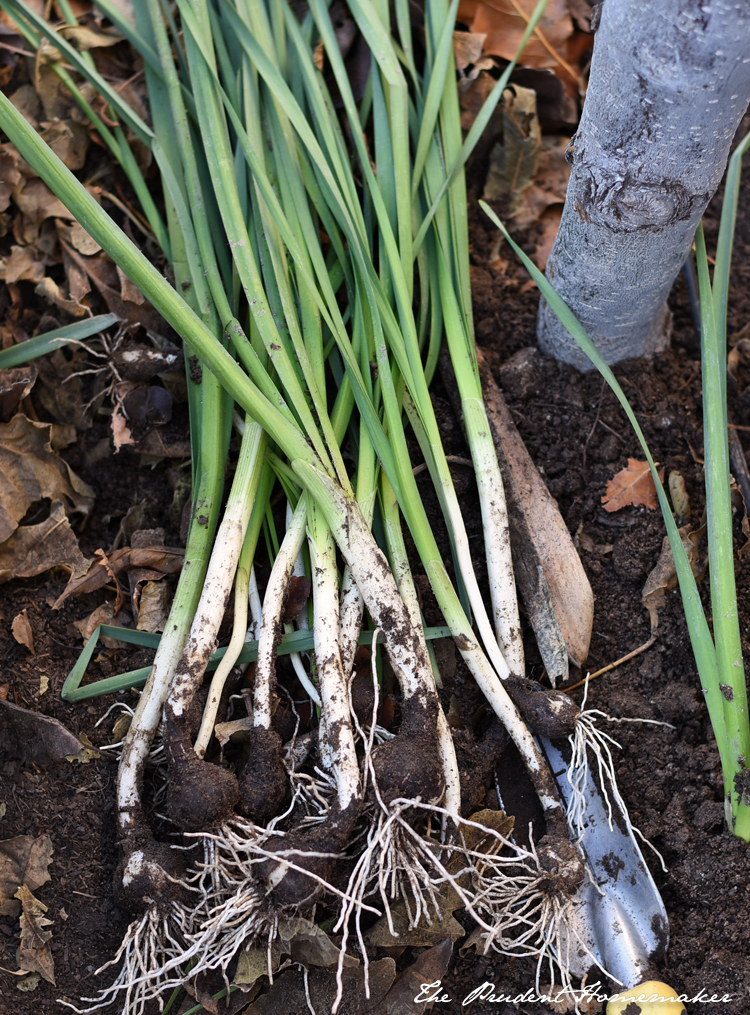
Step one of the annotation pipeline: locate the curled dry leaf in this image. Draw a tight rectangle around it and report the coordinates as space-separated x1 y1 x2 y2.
642 525 704 633
668 470 690 522
0 833 53 917
36 275 88 318
15 883 55 985
58 24 124 49
601 458 664 513
39 119 89 171
73 601 131 646
483 85 541 203
135 578 173 633
0 415 94 544
53 543 184 608
11 610 34 653
0 244 47 285
0 500 92 584
453 30 487 70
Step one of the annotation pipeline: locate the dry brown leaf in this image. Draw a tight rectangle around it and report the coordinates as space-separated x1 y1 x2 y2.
287 917 359 969
0 412 93 544
0 148 23 213
39 120 88 171
380 938 453 1013
58 24 123 49
511 135 570 229
642 525 704 633
61 242 164 333
35 276 88 317
9 85 40 127
601 459 664 513
453 30 487 70
12 178 75 225
135 578 173 632
116 264 145 304
457 0 573 70
54 543 184 607
668 470 690 522
0 245 47 285
15 883 55 985
458 69 499 131
366 899 465 949
33 344 92 428
69 221 101 256
73 601 124 645
483 85 541 202
0 700 87 765
0 834 53 917
0 366 38 423
11 611 34 653
0 500 92 584
0 414 94 543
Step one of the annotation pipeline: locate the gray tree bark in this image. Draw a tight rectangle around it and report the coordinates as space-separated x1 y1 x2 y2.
537 0 750 370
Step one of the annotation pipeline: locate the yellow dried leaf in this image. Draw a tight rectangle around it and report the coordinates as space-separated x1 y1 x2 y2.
11 611 34 653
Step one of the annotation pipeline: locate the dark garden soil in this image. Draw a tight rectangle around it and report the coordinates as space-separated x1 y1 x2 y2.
2 111 750 1015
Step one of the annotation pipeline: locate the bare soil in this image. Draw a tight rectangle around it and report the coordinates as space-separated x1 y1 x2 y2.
2 120 750 1015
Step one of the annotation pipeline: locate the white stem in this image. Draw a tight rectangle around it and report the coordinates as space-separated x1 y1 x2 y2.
381 479 461 821
463 397 523 676
116 565 199 831
166 422 264 725
339 491 375 679
404 394 512 682
307 500 361 812
294 461 434 708
193 564 250 759
254 495 308 730
338 567 363 680
247 564 262 639
283 501 319 703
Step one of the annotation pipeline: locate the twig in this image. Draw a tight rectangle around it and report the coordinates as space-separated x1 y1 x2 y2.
563 633 656 692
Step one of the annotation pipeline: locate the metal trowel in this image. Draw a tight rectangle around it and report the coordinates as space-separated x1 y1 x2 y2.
540 737 669 987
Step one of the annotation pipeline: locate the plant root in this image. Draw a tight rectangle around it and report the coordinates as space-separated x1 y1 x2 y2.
566 692 670 870
505 676 581 739
237 726 290 824
164 714 239 832
370 695 444 807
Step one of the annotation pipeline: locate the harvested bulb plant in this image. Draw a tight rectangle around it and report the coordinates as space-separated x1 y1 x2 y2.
0 0 747 1011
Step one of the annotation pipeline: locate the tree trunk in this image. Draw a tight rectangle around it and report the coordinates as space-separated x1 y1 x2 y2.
537 0 750 370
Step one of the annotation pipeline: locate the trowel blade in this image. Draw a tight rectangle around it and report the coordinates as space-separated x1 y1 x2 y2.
540 737 669 987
